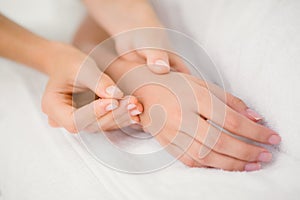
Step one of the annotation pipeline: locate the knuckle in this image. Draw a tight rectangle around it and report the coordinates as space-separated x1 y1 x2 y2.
231 162 245 171
94 100 106 117
231 96 244 106
183 159 195 168
198 154 210 165
213 137 225 151
225 113 240 130
240 150 253 162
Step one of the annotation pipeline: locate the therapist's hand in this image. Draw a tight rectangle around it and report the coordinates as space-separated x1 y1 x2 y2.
41 42 142 133
83 0 190 74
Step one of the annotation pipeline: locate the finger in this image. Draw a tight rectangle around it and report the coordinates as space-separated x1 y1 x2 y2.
138 49 171 74
164 140 204 168
74 98 119 132
124 95 143 117
170 132 261 171
119 51 146 63
187 140 261 171
78 58 124 98
129 102 143 116
187 75 262 121
169 53 190 74
157 134 204 167
95 96 141 131
42 91 77 133
223 93 263 122
223 105 281 145
192 84 281 145
181 117 272 162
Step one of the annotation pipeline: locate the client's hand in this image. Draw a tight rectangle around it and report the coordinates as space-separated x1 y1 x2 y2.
41 43 142 133
114 64 281 172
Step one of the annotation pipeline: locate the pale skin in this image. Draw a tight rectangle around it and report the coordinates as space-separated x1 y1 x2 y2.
0 13 143 133
73 2 281 171
0 0 281 171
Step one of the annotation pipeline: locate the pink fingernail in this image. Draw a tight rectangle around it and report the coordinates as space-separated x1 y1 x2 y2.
258 152 272 162
154 60 170 70
131 110 142 116
105 102 118 111
246 108 263 121
245 163 261 171
268 134 281 145
130 119 139 124
127 104 136 110
105 85 123 98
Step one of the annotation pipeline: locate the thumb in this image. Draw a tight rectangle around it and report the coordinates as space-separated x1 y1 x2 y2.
139 49 170 74
78 58 124 98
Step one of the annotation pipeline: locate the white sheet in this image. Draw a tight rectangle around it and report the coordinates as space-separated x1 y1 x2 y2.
1 0 300 199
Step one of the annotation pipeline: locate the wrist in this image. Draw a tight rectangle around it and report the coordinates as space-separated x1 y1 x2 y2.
42 41 86 76
85 0 163 35
34 40 57 75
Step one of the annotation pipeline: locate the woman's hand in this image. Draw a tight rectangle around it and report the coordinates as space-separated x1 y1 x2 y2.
82 0 190 74
133 69 280 171
105 58 281 171
41 42 142 133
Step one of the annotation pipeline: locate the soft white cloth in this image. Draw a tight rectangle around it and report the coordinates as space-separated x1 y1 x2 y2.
0 0 299 199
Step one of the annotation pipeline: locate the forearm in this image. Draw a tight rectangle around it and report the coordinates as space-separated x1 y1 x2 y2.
83 0 162 35
0 14 56 74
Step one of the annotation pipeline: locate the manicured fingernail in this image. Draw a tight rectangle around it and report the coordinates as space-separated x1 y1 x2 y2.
105 85 123 98
130 119 139 124
268 134 281 145
131 109 142 116
246 108 263 121
105 102 118 111
154 60 170 70
245 163 261 171
127 104 136 110
258 152 272 162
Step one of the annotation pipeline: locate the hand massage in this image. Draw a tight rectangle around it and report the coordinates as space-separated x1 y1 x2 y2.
1 0 299 199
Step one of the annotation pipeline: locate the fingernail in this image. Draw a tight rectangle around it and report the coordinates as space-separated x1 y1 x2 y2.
130 119 139 124
246 108 263 121
105 102 118 111
154 60 170 70
258 152 272 162
245 163 261 171
131 109 142 116
127 104 136 110
105 85 123 98
268 134 281 145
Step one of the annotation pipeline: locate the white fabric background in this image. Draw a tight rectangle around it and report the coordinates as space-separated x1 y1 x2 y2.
0 0 300 199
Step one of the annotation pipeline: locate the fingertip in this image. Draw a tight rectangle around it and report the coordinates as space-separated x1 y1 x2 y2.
268 134 281 145
105 85 124 99
130 116 140 124
136 102 144 113
105 100 119 111
147 59 170 74
244 162 261 172
95 98 119 116
127 95 138 104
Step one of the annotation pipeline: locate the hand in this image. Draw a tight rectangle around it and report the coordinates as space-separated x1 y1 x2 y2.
114 30 191 75
117 65 281 171
83 0 190 74
41 42 142 133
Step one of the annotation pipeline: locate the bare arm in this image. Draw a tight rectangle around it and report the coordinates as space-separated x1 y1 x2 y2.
0 13 53 74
